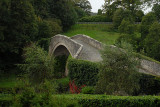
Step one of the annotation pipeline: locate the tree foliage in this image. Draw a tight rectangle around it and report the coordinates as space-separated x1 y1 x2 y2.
95 43 141 95
75 0 92 16
18 44 55 84
152 3 160 21
0 0 79 71
144 22 160 61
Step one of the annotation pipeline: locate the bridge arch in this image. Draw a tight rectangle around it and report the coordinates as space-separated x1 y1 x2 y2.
49 34 83 58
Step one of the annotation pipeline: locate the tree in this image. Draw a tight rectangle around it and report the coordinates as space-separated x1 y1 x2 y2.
144 22 160 61
140 12 157 40
31 0 49 19
112 8 124 28
75 0 92 15
135 10 144 22
19 44 55 84
103 1 121 19
113 8 133 28
104 0 142 13
152 3 160 21
118 19 134 34
0 0 38 71
97 9 102 15
95 43 140 95
74 7 86 18
48 0 78 30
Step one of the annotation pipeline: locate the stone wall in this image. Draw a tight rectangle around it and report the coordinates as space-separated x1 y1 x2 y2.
71 34 104 50
139 59 160 76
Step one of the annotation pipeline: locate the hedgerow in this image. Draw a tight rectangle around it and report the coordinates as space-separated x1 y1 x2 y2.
79 15 112 22
67 58 99 86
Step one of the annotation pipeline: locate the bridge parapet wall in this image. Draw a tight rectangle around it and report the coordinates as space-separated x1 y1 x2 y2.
49 34 83 58
139 59 160 76
71 34 104 50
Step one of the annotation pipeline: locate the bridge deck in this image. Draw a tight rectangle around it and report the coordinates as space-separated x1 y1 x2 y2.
72 38 102 62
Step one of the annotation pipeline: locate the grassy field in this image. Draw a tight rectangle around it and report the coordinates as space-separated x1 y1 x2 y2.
0 71 17 88
63 24 120 45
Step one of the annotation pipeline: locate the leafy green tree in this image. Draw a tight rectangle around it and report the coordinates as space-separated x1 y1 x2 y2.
135 10 144 22
95 43 140 95
152 3 160 21
140 12 157 40
112 8 124 28
18 44 55 84
31 0 49 19
104 0 151 13
103 1 121 20
0 0 38 71
118 19 134 34
48 0 78 30
113 8 133 28
144 22 160 61
74 7 86 19
75 0 92 16
97 9 103 15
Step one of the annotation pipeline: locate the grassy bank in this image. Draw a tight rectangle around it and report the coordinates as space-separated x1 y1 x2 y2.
63 24 120 45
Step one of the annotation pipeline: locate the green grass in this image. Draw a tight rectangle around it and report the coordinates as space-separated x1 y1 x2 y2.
63 24 120 45
0 71 17 88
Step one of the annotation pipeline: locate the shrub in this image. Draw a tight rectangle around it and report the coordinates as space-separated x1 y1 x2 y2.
113 9 133 29
81 86 95 94
116 34 141 52
77 95 160 107
95 43 141 95
118 19 134 34
140 12 157 40
144 22 160 61
18 44 55 84
113 8 124 28
37 19 62 51
67 58 99 86
139 73 160 95
57 78 70 93
79 15 112 22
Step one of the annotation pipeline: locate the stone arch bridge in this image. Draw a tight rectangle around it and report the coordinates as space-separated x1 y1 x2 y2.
49 34 103 62
49 34 160 76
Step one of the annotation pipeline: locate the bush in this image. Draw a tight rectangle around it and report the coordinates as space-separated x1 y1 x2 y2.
37 19 62 51
77 95 160 107
140 12 157 40
144 22 160 61
113 8 124 28
79 15 112 22
95 43 141 95
67 58 99 86
18 44 55 84
57 78 70 93
81 86 95 94
116 34 141 52
118 19 134 34
138 73 160 95
113 9 133 29
53 95 160 107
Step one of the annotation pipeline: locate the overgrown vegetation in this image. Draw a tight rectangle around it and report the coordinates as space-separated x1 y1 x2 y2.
95 43 141 95
68 58 99 86
1 0 160 106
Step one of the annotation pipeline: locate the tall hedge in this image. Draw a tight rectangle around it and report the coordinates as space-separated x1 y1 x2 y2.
67 59 99 86
79 15 112 22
